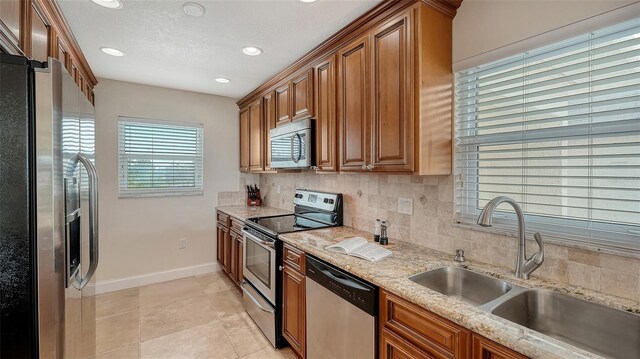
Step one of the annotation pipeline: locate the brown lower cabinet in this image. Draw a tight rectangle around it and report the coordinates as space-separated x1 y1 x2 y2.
282 244 306 359
471 335 528 359
216 211 244 287
380 290 528 359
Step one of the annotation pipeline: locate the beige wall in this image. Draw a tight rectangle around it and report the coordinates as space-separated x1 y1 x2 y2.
452 0 636 64
94 79 240 283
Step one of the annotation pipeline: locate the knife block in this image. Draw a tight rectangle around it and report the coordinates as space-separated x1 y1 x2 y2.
247 190 262 206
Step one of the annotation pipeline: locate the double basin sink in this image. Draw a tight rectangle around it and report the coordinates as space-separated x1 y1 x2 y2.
410 266 640 358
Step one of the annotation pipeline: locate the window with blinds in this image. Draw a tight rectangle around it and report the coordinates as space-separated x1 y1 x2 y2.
118 117 204 197
455 18 640 253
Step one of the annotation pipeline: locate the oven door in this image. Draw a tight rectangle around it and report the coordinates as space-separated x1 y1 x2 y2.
270 128 312 169
242 229 276 304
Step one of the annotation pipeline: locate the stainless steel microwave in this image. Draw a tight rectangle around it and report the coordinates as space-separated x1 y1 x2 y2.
269 118 314 169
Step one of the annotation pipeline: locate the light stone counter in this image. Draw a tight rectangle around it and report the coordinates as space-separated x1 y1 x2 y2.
215 205 291 221
278 226 640 359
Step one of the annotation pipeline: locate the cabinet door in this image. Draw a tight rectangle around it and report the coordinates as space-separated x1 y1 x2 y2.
381 328 436 359
338 34 370 171
30 5 50 63
263 91 276 171
229 231 238 282
239 107 250 171
472 335 528 359
0 0 21 49
248 99 264 171
371 10 414 172
282 265 306 358
292 68 313 120
216 224 224 266
314 56 337 172
236 237 244 285
275 83 291 126
223 227 231 273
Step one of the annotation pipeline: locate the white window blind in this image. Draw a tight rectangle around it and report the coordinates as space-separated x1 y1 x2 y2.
455 18 640 253
118 117 204 197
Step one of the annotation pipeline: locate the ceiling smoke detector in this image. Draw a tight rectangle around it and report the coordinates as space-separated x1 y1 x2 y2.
183 2 206 17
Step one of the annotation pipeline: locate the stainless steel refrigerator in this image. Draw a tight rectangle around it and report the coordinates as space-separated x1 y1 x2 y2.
0 54 99 358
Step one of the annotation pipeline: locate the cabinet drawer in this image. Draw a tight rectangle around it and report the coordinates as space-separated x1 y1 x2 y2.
231 218 244 234
381 290 469 359
216 211 230 227
283 244 304 273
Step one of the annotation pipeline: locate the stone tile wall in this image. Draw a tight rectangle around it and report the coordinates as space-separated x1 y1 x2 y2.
257 172 640 303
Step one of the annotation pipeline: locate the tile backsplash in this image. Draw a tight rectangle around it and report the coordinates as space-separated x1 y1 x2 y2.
220 172 640 303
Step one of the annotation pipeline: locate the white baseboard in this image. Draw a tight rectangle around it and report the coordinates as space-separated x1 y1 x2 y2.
95 262 220 294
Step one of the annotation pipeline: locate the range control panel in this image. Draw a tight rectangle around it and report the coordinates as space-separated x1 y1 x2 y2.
293 189 340 212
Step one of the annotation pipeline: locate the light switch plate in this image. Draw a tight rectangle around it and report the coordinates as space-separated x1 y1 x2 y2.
398 197 413 215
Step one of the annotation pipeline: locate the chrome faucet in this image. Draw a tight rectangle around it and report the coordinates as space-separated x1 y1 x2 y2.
477 196 544 279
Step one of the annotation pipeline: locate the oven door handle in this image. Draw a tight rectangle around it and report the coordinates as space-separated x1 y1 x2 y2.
242 229 275 248
241 281 275 313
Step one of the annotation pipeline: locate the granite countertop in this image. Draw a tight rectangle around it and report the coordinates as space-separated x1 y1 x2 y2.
215 205 291 221
278 226 640 359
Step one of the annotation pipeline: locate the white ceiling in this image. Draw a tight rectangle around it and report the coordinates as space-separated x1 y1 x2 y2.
58 0 383 99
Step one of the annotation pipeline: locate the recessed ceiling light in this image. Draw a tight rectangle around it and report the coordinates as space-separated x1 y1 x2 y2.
183 2 206 17
100 47 125 57
215 77 231 84
90 0 123 9
242 46 263 56
299 0 318 2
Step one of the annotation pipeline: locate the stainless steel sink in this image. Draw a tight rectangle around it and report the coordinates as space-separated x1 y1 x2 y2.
409 267 512 306
491 289 640 358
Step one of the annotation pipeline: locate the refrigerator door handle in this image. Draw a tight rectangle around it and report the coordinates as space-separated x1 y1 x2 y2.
72 153 99 290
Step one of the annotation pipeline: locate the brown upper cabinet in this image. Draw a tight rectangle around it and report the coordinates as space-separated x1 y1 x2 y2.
263 91 277 171
239 107 251 172
248 99 264 171
239 99 265 173
0 0 21 51
275 83 291 126
236 0 461 174
274 67 314 127
370 10 413 172
337 34 370 172
291 68 313 121
313 55 338 172
30 4 49 63
339 4 451 174
0 0 97 103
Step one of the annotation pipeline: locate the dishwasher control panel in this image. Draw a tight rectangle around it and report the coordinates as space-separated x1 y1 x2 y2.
305 255 377 316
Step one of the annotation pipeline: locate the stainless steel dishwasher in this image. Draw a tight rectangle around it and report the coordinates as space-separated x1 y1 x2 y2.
305 255 377 359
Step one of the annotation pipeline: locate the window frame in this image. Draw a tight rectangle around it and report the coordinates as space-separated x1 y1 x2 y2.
453 18 640 255
117 116 204 198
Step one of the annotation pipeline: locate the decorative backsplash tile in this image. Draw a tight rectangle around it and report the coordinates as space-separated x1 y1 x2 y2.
218 171 640 303
258 172 640 303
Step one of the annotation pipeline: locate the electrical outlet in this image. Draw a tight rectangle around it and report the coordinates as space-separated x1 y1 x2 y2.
398 197 413 215
179 238 187 249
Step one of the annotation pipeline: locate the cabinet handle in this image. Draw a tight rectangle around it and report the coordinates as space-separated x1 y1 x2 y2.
278 265 284 271
367 164 375 171
361 164 367 170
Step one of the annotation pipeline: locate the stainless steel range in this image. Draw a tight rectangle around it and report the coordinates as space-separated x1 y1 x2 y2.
241 189 343 348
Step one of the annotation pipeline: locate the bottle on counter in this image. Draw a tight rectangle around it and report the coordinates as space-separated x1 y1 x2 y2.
379 220 389 245
374 219 382 242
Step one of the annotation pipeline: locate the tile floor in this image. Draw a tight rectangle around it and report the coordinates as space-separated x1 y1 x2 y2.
95 271 297 359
